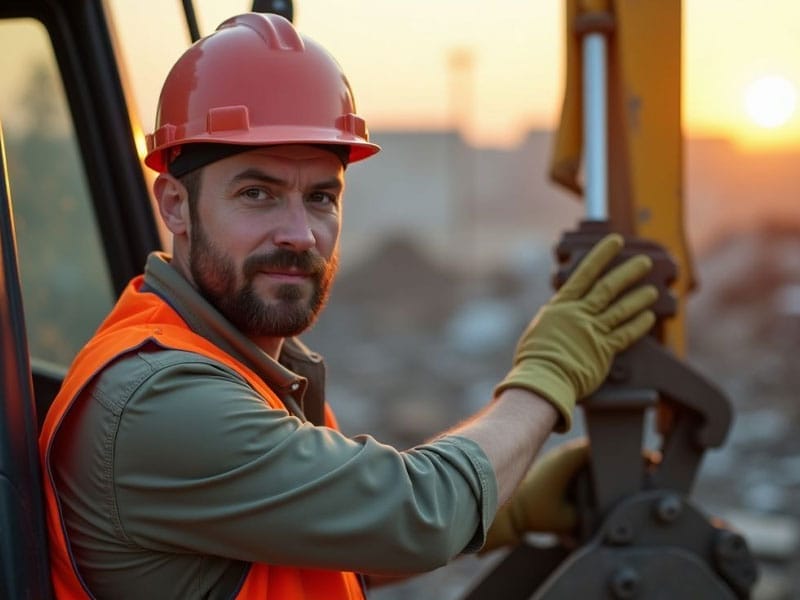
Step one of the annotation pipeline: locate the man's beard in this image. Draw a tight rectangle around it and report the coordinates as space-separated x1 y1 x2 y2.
188 222 337 338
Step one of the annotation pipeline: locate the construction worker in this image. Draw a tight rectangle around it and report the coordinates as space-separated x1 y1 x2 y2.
39 13 658 599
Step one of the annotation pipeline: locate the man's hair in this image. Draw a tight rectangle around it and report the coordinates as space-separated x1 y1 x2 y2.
179 169 201 218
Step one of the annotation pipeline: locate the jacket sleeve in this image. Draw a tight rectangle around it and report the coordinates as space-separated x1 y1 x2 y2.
109 351 498 575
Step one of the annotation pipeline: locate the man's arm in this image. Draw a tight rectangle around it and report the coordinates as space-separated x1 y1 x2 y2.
94 353 495 575
447 388 557 506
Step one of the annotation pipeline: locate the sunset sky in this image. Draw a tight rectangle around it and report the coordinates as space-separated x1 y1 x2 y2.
107 0 800 152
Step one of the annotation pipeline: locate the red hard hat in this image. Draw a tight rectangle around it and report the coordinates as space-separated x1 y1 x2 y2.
144 13 380 173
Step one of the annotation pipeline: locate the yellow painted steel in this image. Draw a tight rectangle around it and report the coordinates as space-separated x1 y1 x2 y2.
550 0 693 356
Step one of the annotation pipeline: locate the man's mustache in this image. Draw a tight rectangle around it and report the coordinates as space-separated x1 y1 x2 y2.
243 249 328 281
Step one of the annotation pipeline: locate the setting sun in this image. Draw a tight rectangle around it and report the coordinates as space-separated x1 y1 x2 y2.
743 75 798 129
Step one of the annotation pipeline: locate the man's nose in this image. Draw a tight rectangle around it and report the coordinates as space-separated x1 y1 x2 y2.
273 201 316 251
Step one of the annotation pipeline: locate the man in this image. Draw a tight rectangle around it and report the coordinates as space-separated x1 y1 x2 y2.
39 12 657 600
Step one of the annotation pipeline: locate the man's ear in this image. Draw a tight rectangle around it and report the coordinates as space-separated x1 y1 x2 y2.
154 173 190 236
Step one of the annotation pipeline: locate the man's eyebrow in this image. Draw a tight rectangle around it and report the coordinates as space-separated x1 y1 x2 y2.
310 178 344 192
230 169 343 192
229 168 285 186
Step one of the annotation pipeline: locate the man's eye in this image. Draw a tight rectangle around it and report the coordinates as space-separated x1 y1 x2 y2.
241 188 271 202
308 191 337 206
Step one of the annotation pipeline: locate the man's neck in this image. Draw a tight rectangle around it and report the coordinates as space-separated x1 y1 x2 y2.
248 335 285 360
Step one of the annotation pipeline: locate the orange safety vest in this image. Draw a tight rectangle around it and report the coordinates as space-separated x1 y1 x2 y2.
39 276 365 599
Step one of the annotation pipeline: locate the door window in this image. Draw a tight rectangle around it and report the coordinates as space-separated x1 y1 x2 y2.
0 18 114 366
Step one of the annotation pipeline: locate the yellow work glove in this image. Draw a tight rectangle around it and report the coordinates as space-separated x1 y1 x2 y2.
482 439 589 552
495 234 657 431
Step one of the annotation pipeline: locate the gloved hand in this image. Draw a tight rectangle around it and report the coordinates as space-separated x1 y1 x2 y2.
495 234 657 431
482 439 589 552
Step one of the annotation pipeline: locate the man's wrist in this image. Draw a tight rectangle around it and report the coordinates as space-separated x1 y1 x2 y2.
494 366 575 432
492 387 561 430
